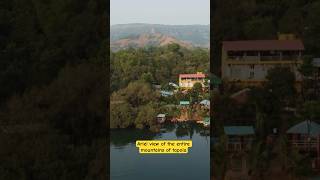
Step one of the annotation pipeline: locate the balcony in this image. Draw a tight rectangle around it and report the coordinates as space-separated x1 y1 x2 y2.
289 139 319 151
228 55 301 61
226 138 253 152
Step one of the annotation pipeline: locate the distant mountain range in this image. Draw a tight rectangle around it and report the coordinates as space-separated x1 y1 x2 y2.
110 23 209 51
110 33 194 51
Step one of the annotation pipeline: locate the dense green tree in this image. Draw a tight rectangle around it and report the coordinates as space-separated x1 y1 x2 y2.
135 103 157 129
189 82 203 104
243 17 276 39
265 67 296 105
0 0 106 103
167 43 181 53
299 56 317 101
110 45 209 93
212 136 228 180
288 149 313 177
248 141 271 178
250 87 281 134
299 56 315 77
110 102 134 129
0 0 107 179
301 101 320 122
304 1 320 56
278 6 304 35
110 81 160 129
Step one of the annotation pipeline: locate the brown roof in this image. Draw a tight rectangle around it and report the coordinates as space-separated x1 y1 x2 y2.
179 73 206 78
223 40 304 51
179 72 206 78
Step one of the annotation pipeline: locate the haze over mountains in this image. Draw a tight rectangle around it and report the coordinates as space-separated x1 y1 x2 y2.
110 23 209 51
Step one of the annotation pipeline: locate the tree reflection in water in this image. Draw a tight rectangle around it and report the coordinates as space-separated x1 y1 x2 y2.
110 122 209 147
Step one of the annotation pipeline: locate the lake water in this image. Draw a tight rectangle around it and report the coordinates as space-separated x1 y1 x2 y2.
110 122 210 180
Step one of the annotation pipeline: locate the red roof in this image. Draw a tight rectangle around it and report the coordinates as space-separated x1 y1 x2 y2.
179 73 206 78
222 40 304 51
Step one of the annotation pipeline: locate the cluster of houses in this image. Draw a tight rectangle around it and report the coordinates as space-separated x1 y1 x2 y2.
156 98 211 126
158 71 209 96
156 72 211 126
219 120 320 178
215 33 320 178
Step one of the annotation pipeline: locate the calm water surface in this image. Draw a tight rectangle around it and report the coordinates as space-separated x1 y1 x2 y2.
110 122 210 180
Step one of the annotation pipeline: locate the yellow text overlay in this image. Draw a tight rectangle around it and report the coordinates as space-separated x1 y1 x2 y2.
136 140 192 154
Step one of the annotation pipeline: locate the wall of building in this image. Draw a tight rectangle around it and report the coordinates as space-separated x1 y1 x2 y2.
224 63 302 82
221 47 303 84
179 78 205 89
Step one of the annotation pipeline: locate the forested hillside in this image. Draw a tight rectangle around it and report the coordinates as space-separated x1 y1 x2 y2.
212 0 320 73
0 0 107 179
111 23 210 48
111 44 209 92
212 1 320 179
110 44 209 129
110 33 194 51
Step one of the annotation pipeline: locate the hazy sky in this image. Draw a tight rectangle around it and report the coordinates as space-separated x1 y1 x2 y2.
110 0 210 25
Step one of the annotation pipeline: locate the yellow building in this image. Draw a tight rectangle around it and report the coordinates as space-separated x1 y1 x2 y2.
221 34 304 87
179 72 206 89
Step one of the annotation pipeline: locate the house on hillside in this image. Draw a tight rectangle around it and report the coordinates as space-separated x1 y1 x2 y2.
152 84 162 90
200 99 210 109
203 117 210 127
221 34 304 88
224 126 255 152
168 82 179 89
224 126 254 179
179 101 190 106
160 90 174 97
287 120 320 169
179 72 207 89
156 114 166 124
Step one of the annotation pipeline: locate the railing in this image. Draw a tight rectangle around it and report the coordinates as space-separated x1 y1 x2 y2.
290 140 319 150
260 56 281 61
228 56 259 61
227 55 301 62
226 138 253 152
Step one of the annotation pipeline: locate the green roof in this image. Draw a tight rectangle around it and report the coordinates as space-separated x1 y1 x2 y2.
224 126 254 135
287 120 320 137
179 101 190 105
204 117 210 123
210 73 222 86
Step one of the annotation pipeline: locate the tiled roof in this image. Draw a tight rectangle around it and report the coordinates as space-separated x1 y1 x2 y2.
179 101 190 105
157 114 166 118
230 88 251 98
287 120 320 137
223 40 304 51
179 73 206 78
200 100 210 106
160 91 174 96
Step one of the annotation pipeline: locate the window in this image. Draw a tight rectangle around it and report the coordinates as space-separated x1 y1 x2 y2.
246 51 258 56
249 71 254 79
